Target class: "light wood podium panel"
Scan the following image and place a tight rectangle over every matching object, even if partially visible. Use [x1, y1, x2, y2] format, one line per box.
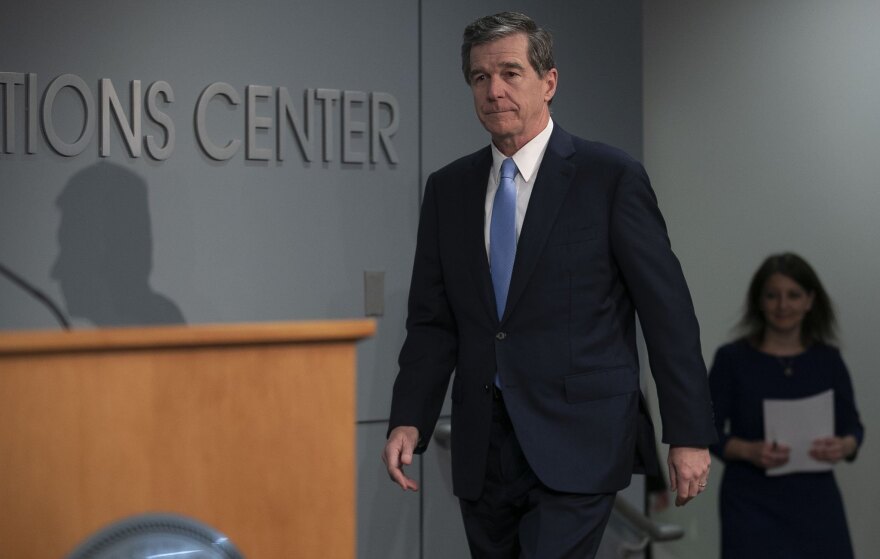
[0, 320, 375, 559]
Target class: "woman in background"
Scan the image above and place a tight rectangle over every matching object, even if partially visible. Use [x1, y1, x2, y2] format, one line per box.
[709, 252, 864, 559]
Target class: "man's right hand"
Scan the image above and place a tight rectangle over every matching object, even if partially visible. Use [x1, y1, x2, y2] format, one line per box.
[381, 426, 420, 491]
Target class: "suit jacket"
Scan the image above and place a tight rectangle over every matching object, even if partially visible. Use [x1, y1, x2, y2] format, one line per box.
[389, 125, 716, 500]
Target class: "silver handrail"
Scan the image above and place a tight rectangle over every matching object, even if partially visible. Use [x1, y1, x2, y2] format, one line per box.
[433, 418, 452, 448]
[431, 418, 684, 554]
[612, 493, 684, 542]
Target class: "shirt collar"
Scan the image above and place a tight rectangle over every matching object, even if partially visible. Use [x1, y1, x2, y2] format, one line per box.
[490, 118, 554, 183]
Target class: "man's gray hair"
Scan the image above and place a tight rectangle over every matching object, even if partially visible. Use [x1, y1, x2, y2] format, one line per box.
[461, 12, 555, 84]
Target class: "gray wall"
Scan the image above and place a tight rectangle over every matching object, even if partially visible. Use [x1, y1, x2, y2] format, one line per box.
[644, 1, 880, 558]
[1, 1, 645, 557]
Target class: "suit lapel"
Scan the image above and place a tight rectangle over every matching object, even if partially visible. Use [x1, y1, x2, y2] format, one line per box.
[462, 148, 498, 323]
[501, 127, 576, 323]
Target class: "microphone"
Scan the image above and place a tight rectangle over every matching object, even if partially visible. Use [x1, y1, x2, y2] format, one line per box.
[0, 261, 71, 329]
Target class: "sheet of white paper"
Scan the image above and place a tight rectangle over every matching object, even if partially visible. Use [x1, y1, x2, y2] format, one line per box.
[763, 389, 834, 476]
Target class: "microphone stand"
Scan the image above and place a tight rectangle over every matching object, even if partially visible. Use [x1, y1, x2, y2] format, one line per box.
[0, 261, 71, 329]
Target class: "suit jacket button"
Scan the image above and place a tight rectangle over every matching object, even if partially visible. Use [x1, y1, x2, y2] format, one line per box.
[484, 384, 490, 392]
[496, 332, 506, 340]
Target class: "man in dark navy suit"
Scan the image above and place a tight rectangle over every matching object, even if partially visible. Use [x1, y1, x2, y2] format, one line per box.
[382, 12, 716, 558]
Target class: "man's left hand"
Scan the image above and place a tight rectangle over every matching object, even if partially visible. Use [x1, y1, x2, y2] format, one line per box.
[667, 446, 711, 507]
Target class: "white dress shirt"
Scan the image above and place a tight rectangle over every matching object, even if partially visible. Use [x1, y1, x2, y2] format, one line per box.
[484, 119, 554, 259]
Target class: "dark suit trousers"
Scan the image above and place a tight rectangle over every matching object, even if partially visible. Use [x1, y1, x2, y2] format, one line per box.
[459, 391, 616, 559]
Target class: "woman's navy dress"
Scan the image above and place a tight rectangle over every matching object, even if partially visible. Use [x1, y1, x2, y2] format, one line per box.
[708, 340, 864, 559]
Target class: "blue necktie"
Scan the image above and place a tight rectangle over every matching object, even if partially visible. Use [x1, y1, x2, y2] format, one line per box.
[490, 157, 517, 320]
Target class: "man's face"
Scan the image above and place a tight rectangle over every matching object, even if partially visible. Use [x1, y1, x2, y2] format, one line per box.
[468, 33, 557, 155]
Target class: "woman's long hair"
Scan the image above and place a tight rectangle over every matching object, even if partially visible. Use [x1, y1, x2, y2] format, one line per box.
[736, 252, 837, 346]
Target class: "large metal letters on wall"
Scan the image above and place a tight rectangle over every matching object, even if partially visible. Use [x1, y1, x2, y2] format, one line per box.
[0, 72, 400, 164]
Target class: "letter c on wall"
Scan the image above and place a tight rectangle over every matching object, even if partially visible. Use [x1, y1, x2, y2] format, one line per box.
[195, 82, 241, 161]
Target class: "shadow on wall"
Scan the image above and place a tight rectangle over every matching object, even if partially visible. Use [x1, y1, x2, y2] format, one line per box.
[50, 161, 185, 327]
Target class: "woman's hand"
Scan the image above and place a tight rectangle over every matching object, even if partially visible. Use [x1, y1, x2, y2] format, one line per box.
[724, 438, 790, 469]
[810, 436, 857, 463]
[751, 440, 790, 469]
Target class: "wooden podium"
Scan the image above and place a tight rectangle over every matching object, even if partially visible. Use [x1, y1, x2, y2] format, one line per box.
[0, 320, 375, 559]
